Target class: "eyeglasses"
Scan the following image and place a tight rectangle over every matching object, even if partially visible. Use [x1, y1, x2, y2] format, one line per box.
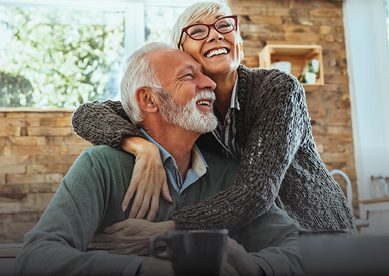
[177, 15, 238, 49]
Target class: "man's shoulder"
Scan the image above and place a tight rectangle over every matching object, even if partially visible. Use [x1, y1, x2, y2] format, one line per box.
[80, 145, 135, 167]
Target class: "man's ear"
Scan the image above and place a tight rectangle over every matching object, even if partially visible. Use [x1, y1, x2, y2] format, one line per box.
[135, 88, 158, 113]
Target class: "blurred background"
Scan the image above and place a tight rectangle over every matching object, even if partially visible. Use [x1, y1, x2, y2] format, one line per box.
[0, 0, 388, 243]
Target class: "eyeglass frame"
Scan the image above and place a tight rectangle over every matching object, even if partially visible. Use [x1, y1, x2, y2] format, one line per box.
[177, 15, 238, 49]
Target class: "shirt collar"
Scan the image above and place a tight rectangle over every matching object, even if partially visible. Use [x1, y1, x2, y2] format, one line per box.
[230, 77, 240, 110]
[140, 128, 208, 178]
[140, 128, 171, 163]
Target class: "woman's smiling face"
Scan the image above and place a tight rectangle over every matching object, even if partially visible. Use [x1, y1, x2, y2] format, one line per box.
[180, 13, 244, 78]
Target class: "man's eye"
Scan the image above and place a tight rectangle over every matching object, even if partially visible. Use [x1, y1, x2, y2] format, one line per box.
[182, 73, 194, 79]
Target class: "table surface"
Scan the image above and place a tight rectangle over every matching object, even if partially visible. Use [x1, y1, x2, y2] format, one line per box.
[0, 243, 21, 276]
[0, 243, 23, 258]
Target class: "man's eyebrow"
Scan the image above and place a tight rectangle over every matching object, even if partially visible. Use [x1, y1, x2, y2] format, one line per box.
[176, 64, 196, 76]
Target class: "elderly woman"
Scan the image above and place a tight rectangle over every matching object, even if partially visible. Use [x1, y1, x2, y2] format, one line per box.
[72, 1, 354, 233]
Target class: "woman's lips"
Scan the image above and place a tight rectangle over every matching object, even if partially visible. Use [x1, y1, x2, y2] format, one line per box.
[204, 47, 229, 58]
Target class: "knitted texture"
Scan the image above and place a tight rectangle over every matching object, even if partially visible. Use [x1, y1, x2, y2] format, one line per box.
[71, 66, 355, 233]
[72, 100, 144, 148]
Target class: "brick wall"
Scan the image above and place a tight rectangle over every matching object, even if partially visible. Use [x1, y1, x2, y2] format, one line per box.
[0, 0, 357, 242]
[0, 110, 91, 242]
[228, 0, 357, 207]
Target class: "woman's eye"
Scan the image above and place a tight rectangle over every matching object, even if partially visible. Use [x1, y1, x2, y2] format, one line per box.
[219, 22, 231, 28]
[188, 27, 207, 38]
[217, 23, 232, 31]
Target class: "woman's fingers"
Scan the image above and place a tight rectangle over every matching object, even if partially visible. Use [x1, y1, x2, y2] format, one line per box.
[122, 145, 172, 218]
[161, 178, 172, 203]
[122, 161, 144, 212]
[122, 179, 138, 212]
[135, 193, 151, 219]
[146, 193, 160, 221]
[129, 187, 145, 218]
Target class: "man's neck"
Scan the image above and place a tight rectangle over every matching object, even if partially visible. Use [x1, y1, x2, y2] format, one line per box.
[143, 123, 199, 179]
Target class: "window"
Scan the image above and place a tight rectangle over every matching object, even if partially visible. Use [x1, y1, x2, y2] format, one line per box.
[0, 1, 194, 108]
[144, 4, 185, 43]
[386, 0, 389, 46]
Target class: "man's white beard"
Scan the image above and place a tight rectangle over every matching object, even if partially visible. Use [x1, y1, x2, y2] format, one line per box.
[156, 89, 218, 134]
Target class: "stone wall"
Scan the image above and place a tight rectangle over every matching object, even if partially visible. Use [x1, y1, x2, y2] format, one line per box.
[0, 0, 357, 242]
[0, 110, 91, 242]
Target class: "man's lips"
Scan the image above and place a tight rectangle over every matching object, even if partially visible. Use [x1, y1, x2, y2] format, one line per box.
[196, 98, 213, 107]
[196, 98, 214, 113]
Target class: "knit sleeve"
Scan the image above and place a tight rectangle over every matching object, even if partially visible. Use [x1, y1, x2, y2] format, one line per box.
[170, 72, 309, 230]
[71, 100, 143, 149]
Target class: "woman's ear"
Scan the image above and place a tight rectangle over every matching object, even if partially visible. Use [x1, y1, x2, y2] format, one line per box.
[136, 88, 158, 113]
[238, 41, 244, 61]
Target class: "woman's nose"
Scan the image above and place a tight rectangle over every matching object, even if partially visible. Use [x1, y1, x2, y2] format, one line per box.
[206, 27, 224, 42]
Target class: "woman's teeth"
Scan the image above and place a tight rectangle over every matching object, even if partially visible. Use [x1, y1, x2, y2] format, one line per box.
[206, 48, 228, 58]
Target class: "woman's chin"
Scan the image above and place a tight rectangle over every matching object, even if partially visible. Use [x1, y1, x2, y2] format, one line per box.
[203, 63, 237, 77]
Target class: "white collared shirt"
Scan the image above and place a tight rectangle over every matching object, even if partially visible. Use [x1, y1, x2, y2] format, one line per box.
[211, 77, 242, 160]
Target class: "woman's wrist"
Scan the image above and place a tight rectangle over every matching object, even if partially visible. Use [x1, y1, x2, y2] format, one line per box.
[121, 136, 158, 156]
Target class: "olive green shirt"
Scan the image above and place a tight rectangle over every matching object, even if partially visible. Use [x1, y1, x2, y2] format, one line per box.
[16, 145, 302, 275]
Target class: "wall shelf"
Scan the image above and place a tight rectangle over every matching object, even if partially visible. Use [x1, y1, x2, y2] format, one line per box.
[259, 44, 324, 90]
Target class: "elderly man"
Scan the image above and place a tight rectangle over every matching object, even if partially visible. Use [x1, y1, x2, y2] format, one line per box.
[16, 43, 303, 276]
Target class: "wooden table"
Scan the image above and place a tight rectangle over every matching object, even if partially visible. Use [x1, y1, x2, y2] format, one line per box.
[0, 243, 23, 276]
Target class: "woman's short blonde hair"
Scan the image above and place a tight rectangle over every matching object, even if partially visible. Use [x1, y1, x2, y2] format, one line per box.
[172, 1, 241, 49]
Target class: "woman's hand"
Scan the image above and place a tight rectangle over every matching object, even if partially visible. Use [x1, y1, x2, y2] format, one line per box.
[89, 219, 176, 255]
[104, 218, 176, 236]
[121, 137, 172, 221]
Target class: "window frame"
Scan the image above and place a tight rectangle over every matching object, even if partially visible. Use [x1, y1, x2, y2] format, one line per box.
[0, 0, 199, 110]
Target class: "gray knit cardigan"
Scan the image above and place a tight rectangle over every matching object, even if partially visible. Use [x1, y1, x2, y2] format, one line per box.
[72, 65, 355, 232]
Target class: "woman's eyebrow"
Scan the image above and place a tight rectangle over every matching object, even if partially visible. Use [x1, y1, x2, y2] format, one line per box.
[192, 15, 222, 24]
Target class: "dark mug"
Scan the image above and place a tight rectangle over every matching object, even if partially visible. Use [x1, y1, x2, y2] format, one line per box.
[149, 229, 228, 276]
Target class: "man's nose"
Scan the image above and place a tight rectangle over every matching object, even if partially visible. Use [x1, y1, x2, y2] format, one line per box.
[206, 27, 223, 43]
[199, 73, 217, 91]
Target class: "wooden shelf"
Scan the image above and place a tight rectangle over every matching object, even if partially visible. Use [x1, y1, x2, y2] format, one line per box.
[259, 44, 324, 90]
[360, 196, 389, 205]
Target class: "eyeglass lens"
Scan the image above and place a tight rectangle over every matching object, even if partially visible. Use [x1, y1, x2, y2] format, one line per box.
[187, 17, 236, 40]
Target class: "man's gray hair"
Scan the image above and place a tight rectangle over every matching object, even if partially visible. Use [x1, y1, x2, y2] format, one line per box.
[171, 1, 240, 49]
[121, 42, 171, 124]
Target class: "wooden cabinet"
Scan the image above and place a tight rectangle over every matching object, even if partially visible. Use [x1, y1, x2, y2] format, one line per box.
[259, 44, 324, 91]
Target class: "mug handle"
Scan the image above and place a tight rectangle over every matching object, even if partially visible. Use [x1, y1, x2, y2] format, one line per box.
[149, 235, 170, 260]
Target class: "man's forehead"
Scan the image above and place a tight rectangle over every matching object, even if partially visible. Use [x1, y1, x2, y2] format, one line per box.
[150, 49, 203, 74]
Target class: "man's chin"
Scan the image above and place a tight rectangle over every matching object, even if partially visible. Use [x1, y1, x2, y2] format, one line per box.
[196, 105, 213, 114]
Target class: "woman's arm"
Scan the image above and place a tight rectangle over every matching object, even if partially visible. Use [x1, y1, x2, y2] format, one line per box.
[72, 100, 143, 148]
[72, 100, 171, 220]
[170, 73, 308, 230]
[121, 137, 172, 219]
